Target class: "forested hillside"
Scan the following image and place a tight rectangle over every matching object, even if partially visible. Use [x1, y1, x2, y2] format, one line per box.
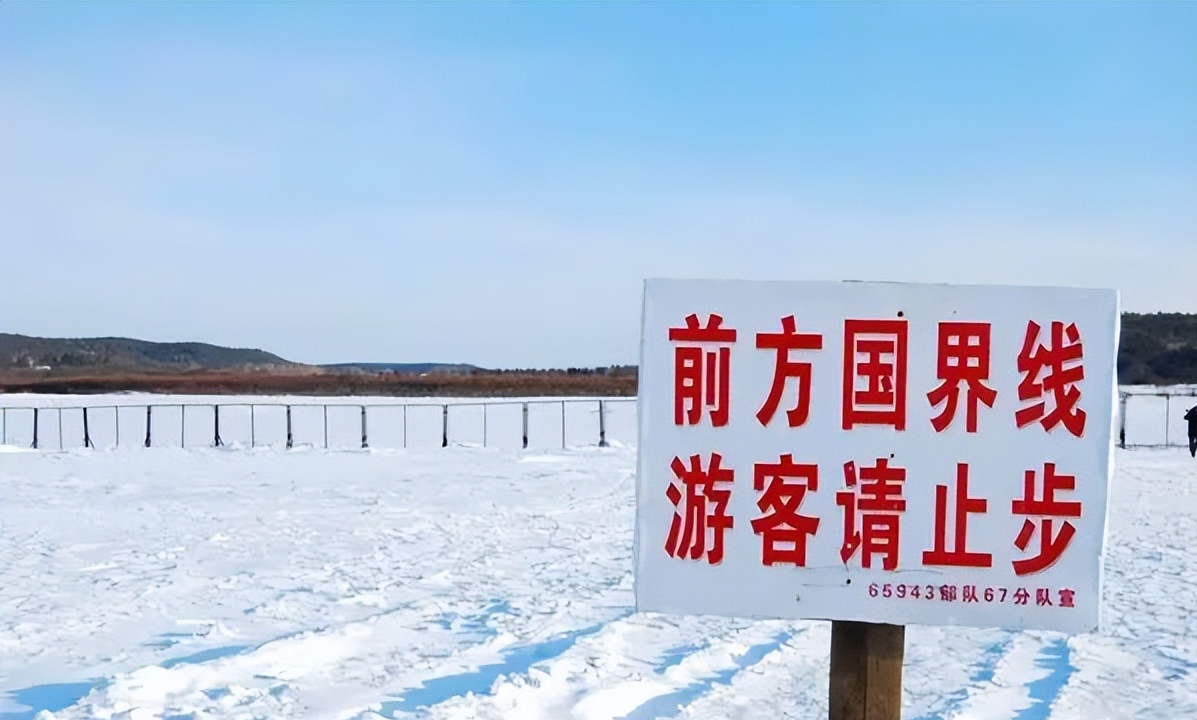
[0, 334, 296, 372]
[1118, 313, 1197, 384]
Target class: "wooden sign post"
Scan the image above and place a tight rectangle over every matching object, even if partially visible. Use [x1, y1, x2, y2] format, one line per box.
[830, 621, 905, 720]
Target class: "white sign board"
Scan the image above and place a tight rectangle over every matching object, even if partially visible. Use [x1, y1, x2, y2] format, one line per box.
[635, 280, 1119, 633]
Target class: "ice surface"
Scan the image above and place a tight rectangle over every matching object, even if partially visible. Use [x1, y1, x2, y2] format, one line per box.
[1, 401, 1195, 719]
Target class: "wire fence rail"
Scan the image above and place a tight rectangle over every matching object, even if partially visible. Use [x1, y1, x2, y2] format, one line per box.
[0, 398, 637, 452]
[2, 388, 1194, 451]
[1117, 388, 1197, 449]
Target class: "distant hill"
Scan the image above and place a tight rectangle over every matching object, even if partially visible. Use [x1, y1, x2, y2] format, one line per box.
[1, 311, 1194, 386]
[0, 334, 297, 373]
[322, 362, 484, 375]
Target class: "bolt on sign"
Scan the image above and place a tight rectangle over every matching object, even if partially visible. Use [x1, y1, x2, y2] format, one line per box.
[635, 280, 1119, 634]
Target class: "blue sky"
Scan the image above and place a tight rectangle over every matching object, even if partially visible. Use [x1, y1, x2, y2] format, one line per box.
[2, 2, 1194, 368]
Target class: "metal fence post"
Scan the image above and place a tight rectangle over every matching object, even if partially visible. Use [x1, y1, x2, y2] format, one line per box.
[214, 405, 223, 447]
[83, 407, 93, 449]
[32, 408, 39, 449]
[180, 405, 186, 447]
[1165, 395, 1171, 446]
[483, 404, 488, 447]
[144, 406, 152, 447]
[561, 401, 566, 449]
[58, 408, 63, 449]
[598, 400, 609, 447]
[442, 405, 449, 448]
[250, 405, 256, 448]
[286, 405, 293, 449]
[115, 407, 120, 447]
[403, 405, 408, 448]
[1, 407, 6, 446]
[361, 406, 369, 449]
[1118, 394, 1127, 449]
[522, 402, 529, 449]
[324, 406, 329, 449]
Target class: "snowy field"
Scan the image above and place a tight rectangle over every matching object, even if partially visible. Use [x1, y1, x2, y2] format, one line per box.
[1, 397, 1196, 719]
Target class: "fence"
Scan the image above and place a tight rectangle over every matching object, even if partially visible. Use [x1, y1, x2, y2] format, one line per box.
[0, 398, 637, 452]
[1118, 388, 1197, 448]
[3, 388, 1194, 451]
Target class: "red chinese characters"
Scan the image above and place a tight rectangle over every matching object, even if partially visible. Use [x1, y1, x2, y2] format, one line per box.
[843, 320, 908, 430]
[927, 322, 997, 432]
[752, 455, 820, 566]
[670, 314, 737, 427]
[1012, 463, 1082, 576]
[665, 453, 735, 565]
[1016, 320, 1086, 436]
[659, 306, 1099, 594]
[922, 463, 993, 568]
[837, 458, 907, 570]
[756, 316, 824, 427]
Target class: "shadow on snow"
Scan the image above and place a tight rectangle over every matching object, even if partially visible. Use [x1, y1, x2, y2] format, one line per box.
[378, 614, 630, 716]
[617, 631, 793, 720]
[0, 682, 102, 720]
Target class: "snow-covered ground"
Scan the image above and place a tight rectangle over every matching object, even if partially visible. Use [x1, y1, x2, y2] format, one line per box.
[2, 433, 1195, 719]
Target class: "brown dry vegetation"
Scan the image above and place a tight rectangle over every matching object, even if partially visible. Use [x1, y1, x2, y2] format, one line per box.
[0, 369, 637, 397]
